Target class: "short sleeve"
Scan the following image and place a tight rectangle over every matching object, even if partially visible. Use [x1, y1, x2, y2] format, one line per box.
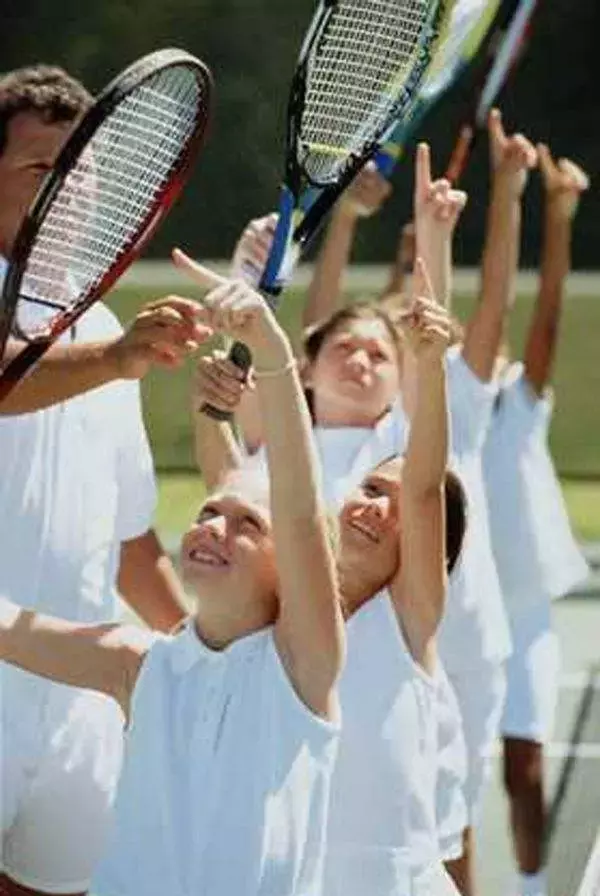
[495, 365, 554, 439]
[115, 379, 157, 542]
[446, 348, 498, 456]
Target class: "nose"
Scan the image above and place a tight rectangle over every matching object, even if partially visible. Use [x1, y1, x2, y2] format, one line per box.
[346, 348, 370, 373]
[202, 514, 227, 541]
[354, 495, 386, 521]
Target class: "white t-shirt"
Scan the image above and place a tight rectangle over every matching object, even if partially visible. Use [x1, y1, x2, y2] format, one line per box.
[92, 622, 340, 896]
[435, 665, 468, 860]
[483, 363, 589, 616]
[0, 298, 156, 623]
[247, 398, 409, 513]
[438, 349, 512, 670]
[324, 593, 442, 895]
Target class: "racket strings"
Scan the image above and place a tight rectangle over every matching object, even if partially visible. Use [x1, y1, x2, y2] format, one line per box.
[300, 0, 435, 184]
[18, 65, 204, 335]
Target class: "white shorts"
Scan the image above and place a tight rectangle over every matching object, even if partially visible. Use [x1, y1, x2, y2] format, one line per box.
[501, 601, 560, 744]
[1, 670, 124, 894]
[446, 662, 507, 824]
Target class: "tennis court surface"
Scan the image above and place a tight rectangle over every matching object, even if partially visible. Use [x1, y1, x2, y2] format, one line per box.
[477, 548, 600, 895]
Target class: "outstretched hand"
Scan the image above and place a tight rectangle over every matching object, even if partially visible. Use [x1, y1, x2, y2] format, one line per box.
[395, 257, 451, 363]
[488, 108, 537, 196]
[109, 296, 211, 380]
[339, 160, 392, 219]
[415, 143, 468, 235]
[538, 144, 590, 221]
[172, 249, 290, 368]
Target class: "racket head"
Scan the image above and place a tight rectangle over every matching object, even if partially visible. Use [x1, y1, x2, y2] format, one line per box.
[0, 48, 212, 367]
[259, 0, 455, 296]
[474, 0, 538, 127]
[289, 0, 450, 193]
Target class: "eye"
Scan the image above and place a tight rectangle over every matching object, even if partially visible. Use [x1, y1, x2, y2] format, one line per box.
[196, 505, 218, 524]
[363, 481, 383, 498]
[239, 514, 262, 534]
[370, 349, 389, 363]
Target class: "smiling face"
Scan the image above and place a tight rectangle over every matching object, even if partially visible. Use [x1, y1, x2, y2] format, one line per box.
[337, 455, 404, 607]
[180, 472, 279, 631]
[305, 315, 402, 427]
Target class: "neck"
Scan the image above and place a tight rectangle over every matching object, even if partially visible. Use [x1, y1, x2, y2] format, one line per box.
[192, 592, 271, 651]
[339, 567, 381, 618]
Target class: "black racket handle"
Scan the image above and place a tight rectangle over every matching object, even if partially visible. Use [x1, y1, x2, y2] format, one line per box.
[201, 340, 252, 422]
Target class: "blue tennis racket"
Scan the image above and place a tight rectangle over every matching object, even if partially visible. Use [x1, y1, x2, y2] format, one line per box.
[202, 0, 461, 419]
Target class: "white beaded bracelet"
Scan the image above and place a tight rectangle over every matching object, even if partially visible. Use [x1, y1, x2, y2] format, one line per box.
[253, 356, 297, 378]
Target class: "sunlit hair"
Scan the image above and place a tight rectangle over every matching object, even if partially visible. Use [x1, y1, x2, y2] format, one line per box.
[374, 455, 468, 575]
[0, 65, 92, 156]
[301, 302, 403, 420]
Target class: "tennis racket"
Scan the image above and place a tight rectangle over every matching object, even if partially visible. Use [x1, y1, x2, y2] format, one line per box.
[375, 0, 503, 178]
[444, 0, 539, 184]
[0, 48, 213, 399]
[202, 0, 459, 420]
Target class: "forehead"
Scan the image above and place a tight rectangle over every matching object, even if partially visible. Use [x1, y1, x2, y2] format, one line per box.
[203, 474, 271, 523]
[369, 455, 405, 484]
[329, 317, 394, 346]
[2, 111, 72, 163]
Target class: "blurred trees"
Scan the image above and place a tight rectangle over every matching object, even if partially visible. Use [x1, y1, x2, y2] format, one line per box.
[1, 0, 598, 267]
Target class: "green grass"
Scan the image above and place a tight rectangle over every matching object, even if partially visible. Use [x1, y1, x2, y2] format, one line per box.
[156, 472, 600, 544]
[109, 282, 600, 477]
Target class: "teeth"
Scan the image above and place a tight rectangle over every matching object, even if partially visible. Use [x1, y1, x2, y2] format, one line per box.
[189, 550, 226, 566]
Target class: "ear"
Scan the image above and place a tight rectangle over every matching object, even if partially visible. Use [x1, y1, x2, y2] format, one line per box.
[298, 355, 313, 387]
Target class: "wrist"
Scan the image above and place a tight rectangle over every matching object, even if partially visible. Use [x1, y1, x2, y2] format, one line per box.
[251, 329, 294, 373]
[103, 338, 131, 380]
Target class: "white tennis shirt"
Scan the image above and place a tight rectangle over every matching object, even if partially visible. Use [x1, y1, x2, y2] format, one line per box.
[92, 622, 340, 896]
[483, 363, 589, 616]
[438, 348, 512, 670]
[0, 264, 156, 622]
[324, 593, 443, 895]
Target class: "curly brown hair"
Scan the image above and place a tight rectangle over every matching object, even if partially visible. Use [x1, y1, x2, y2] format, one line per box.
[0, 65, 92, 156]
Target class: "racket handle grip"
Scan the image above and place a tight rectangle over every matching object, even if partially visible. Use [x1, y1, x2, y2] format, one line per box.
[200, 340, 252, 422]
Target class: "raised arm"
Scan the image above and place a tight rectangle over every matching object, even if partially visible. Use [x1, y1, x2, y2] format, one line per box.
[381, 220, 416, 306]
[523, 146, 590, 396]
[462, 109, 537, 381]
[389, 259, 451, 671]
[303, 161, 391, 329]
[0, 296, 208, 415]
[413, 143, 467, 313]
[193, 214, 277, 461]
[174, 250, 344, 720]
[0, 596, 152, 717]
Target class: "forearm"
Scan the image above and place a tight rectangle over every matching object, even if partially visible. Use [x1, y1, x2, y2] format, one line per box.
[464, 178, 522, 380]
[384, 230, 412, 299]
[118, 529, 189, 632]
[403, 357, 448, 494]
[303, 205, 357, 328]
[194, 412, 243, 492]
[0, 339, 120, 414]
[524, 210, 571, 393]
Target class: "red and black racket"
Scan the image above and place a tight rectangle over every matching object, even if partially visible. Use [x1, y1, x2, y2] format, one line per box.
[0, 48, 213, 399]
[444, 0, 540, 184]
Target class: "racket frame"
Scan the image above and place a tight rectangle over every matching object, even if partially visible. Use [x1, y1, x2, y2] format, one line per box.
[0, 48, 213, 394]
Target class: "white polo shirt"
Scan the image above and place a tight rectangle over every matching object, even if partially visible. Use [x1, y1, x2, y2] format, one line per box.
[324, 593, 442, 895]
[0, 280, 156, 623]
[438, 348, 512, 671]
[92, 622, 340, 896]
[483, 363, 589, 616]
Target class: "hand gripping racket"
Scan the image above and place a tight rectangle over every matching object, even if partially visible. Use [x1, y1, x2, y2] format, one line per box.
[0, 48, 213, 399]
[202, 0, 458, 420]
